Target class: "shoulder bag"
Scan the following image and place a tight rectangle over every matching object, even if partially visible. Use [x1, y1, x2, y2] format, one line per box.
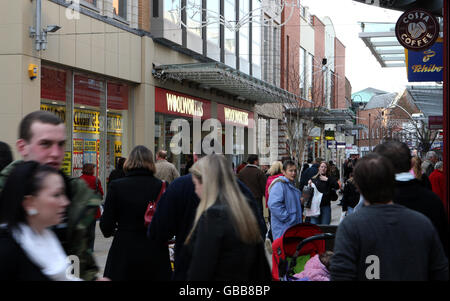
[144, 180, 166, 227]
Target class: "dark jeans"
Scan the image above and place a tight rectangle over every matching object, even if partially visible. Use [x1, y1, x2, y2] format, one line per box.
[309, 205, 331, 225]
[87, 220, 96, 252]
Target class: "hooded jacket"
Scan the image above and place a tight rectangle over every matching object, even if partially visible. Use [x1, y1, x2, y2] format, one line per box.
[268, 176, 302, 240]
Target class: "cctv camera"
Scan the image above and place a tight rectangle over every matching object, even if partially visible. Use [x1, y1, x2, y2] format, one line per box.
[45, 25, 61, 33]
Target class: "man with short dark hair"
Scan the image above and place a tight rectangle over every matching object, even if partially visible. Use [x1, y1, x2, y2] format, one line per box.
[373, 140, 448, 256]
[154, 150, 180, 183]
[330, 153, 448, 281]
[0, 110, 102, 280]
[238, 155, 267, 219]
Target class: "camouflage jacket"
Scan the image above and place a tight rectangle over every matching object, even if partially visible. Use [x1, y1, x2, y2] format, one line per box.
[0, 160, 102, 280]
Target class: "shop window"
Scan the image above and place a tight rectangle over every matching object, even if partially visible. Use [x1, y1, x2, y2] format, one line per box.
[41, 67, 133, 190]
[106, 82, 130, 182]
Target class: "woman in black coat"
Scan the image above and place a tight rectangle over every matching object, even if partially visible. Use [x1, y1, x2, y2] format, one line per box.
[100, 146, 171, 281]
[309, 161, 339, 225]
[185, 154, 271, 281]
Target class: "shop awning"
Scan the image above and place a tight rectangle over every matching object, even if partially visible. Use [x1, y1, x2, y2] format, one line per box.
[285, 107, 356, 125]
[358, 22, 406, 68]
[353, 0, 443, 16]
[152, 63, 300, 104]
[407, 85, 443, 118]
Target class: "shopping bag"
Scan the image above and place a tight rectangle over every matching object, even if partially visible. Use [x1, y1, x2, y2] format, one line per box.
[304, 182, 322, 217]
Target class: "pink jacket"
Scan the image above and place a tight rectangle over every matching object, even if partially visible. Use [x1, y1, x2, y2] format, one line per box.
[265, 174, 282, 208]
[294, 254, 330, 281]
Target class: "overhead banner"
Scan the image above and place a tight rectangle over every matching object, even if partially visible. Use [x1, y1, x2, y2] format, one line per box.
[406, 38, 443, 82]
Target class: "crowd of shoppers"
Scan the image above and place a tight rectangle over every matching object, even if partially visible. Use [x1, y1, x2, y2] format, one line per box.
[0, 110, 448, 281]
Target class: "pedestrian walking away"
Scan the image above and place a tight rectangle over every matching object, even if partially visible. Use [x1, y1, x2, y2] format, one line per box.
[0, 111, 101, 280]
[107, 157, 126, 186]
[410, 156, 432, 190]
[422, 151, 438, 177]
[429, 161, 445, 210]
[374, 140, 449, 257]
[100, 145, 172, 281]
[154, 150, 180, 184]
[184, 154, 271, 281]
[79, 163, 104, 252]
[237, 154, 267, 221]
[147, 159, 267, 281]
[330, 153, 448, 281]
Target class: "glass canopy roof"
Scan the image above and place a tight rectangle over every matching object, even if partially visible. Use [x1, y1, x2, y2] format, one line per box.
[358, 22, 406, 68]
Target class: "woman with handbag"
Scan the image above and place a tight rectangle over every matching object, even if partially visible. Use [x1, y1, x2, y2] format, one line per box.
[100, 145, 171, 280]
[308, 161, 339, 225]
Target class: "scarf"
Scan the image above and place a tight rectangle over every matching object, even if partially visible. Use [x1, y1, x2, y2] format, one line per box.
[12, 224, 81, 281]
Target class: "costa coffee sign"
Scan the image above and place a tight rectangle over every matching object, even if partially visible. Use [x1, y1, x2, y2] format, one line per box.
[395, 9, 439, 51]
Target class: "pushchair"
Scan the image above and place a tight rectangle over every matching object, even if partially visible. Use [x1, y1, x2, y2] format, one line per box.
[271, 223, 335, 281]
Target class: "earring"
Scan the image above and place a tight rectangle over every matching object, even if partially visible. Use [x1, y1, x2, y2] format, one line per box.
[27, 208, 38, 216]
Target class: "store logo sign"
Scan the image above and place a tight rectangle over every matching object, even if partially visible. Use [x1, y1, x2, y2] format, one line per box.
[166, 93, 204, 117]
[406, 39, 443, 82]
[224, 107, 249, 127]
[395, 8, 439, 51]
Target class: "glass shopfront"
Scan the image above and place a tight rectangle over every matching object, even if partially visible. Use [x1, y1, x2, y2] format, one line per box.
[40, 65, 133, 189]
[154, 87, 212, 175]
[154, 87, 254, 174]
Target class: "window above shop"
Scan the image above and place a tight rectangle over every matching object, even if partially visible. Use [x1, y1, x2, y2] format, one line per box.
[113, 0, 127, 20]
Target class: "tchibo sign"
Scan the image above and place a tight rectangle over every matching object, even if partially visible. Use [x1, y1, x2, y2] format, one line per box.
[395, 8, 439, 51]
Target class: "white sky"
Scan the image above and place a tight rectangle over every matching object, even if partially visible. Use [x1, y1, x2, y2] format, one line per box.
[300, 0, 408, 94]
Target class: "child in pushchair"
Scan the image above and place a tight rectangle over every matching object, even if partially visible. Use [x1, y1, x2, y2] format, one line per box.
[272, 223, 335, 281]
[293, 251, 334, 281]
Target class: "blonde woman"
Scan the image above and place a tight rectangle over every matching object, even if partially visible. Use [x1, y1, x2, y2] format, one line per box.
[265, 161, 283, 208]
[410, 156, 432, 190]
[185, 154, 271, 281]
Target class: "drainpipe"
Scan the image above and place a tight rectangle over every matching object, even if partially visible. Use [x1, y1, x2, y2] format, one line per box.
[36, 0, 42, 51]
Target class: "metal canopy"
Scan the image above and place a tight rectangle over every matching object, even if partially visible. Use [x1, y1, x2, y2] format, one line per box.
[353, 0, 443, 16]
[152, 62, 300, 104]
[359, 22, 406, 68]
[407, 85, 443, 117]
[285, 107, 356, 125]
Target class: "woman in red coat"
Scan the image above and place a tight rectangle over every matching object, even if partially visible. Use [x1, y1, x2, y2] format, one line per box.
[429, 161, 445, 208]
[80, 163, 104, 252]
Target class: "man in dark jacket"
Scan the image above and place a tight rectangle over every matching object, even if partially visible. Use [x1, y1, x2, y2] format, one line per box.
[0, 111, 102, 280]
[237, 155, 267, 218]
[147, 173, 267, 281]
[330, 153, 448, 281]
[374, 140, 449, 257]
[299, 157, 323, 190]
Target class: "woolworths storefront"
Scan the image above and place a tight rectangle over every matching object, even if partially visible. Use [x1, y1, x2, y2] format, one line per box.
[154, 86, 254, 173]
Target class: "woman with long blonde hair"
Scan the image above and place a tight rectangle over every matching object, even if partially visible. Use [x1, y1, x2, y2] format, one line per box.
[410, 156, 432, 190]
[185, 154, 270, 281]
